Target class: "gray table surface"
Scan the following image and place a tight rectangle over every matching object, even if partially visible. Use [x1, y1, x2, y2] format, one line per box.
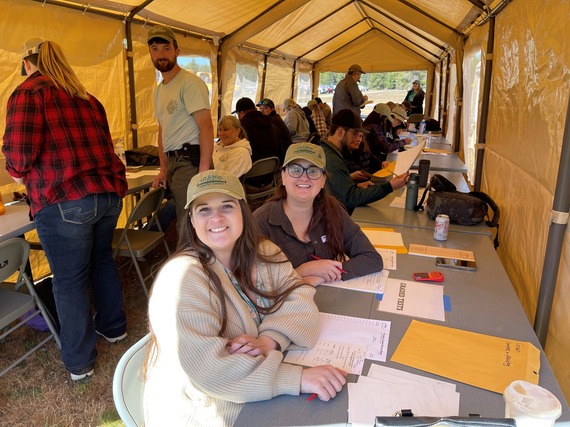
[387, 150, 468, 173]
[351, 173, 492, 237]
[235, 226, 570, 426]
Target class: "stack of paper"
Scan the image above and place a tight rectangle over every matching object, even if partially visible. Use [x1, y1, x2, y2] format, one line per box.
[361, 228, 407, 254]
[284, 313, 391, 374]
[348, 364, 460, 426]
[378, 278, 446, 321]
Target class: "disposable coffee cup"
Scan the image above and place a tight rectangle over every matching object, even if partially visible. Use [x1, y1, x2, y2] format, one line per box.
[418, 159, 430, 187]
[503, 380, 562, 427]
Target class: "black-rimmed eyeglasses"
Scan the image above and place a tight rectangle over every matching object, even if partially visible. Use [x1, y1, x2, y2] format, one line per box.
[285, 164, 324, 180]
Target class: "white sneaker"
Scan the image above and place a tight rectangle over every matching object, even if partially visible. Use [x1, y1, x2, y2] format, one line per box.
[70, 369, 94, 381]
[96, 330, 127, 343]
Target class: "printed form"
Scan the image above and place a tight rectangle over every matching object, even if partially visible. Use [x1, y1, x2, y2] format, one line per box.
[284, 313, 391, 375]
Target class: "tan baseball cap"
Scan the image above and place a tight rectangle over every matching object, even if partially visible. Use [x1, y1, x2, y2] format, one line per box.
[374, 103, 395, 124]
[283, 143, 326, 169]
[185, 170, 245, 209]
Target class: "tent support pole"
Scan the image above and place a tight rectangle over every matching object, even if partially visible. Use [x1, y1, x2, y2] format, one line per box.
[437, 61, 444, 124]
[534, 93, 570, 346]
[260, 55, 268, 99]
[442, 54, 451, 134]
[125, 0, 156, 149]
[474, 16, 495, 191]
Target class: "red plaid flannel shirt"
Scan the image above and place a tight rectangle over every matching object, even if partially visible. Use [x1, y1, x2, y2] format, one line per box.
[2, 71, 127, 216]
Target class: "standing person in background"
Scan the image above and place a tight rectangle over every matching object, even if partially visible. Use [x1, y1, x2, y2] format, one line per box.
[148, 25, 214, 232]
[3, 38, 128, 381]
[257, 98, 293, 152]
[315, 97, 332, 128]
[144, 170, 347, 426]
[213, 115, 252, 178]
[282, 99, 310, 143]
[403, 80, 425, 115]
[332, 64, 368, 118]
[254, 143, 383, 287]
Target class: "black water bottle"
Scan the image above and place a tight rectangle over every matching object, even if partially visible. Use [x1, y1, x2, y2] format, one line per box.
[405, 173, 419, 210]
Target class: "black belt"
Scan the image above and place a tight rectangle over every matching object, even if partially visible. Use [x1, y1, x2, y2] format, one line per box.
[166, 144, 196, 158]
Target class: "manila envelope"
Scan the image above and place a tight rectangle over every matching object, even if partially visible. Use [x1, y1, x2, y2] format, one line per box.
[391, 320, 540, 394]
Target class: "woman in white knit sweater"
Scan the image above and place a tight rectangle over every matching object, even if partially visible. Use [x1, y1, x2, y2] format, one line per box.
[212, 115, 252, 178]
[143, 170, 347, 426]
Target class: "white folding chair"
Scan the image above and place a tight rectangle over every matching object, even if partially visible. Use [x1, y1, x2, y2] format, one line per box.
[112, 333, 150, 427]
[0, 238, 61, 377]
[112, 187, 171, 297]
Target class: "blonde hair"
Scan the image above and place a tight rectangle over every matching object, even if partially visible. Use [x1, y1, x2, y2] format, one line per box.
[218, 115, 247, 140]
[32, 41, 89, 100]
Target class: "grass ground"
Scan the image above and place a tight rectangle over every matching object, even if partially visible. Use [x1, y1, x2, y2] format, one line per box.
[0, 223, 177, 427]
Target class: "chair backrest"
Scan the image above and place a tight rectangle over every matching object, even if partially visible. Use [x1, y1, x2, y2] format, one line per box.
[0, 238, 30, 286]
[242, 156, 280, 182]
[113, 333, 151, 427]
[125, 187, 166, 227]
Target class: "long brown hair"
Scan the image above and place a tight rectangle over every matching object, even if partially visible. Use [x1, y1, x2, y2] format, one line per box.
[271, 176, 347, 262]
[144, 199, 308, 377]
[27, 41, 89, 100]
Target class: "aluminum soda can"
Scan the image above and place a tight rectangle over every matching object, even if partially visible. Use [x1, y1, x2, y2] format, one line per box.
[434, 214, 449, 241]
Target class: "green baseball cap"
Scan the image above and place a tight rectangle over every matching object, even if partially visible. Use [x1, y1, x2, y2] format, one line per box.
[147, 26, 177, 44]
[283, 143, 326, 169]
[185, 170, 245, 209]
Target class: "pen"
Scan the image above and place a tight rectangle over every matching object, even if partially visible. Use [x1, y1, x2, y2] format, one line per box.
[310, 254, 348, 274]
[307, 393, 318, 402]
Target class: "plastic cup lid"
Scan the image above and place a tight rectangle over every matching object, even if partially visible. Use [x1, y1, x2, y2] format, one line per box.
[503, 380, 562, 419]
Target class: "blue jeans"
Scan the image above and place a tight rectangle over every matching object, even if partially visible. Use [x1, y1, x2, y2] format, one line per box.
[34, 193, 126, 374]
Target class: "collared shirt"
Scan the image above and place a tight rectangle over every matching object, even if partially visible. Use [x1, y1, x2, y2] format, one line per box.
[320, 138, 393, 214]
[253, 199, 383, 280]
[2, 71, 127, 215]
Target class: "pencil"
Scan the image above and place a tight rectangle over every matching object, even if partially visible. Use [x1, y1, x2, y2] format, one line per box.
[309, 254, 348, 274]
[307, 393, 318, 402]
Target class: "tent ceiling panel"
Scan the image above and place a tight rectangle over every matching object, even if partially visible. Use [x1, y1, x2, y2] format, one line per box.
[315, 30, 432, 73]
[248, 0, 350, 49]
[32, 0, 493, 69]
[144, 0, 277, 35]
[363, 4, 447, 51]
[299, 21, 371, 62]
[275, 6, 366, 57]
[405, 0, 482, 30]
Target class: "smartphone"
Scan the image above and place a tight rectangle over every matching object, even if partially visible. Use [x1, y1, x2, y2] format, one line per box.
[435, 257, 477, 271]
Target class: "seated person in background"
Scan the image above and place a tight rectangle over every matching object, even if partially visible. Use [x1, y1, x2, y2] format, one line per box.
[282, 99, 310, 143]
[342, 129, 381, 183]
[233, 97, 284, 163]
[213, 115, 252, 178]
[144, 169, 347, 426]
[307, 99, 329, 140]
[320, 109, 408, 214]
[402, 100, 412, 117]
[302, 106, 319, 136]
[386, 101, 397, 111]
[254, 143, 383, 287]
[363, 103, 405, 162]
[315, 97, 332, 128]
[257, 98, 293, 153]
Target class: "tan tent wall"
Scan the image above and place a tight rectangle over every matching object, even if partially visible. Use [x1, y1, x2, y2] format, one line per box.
[481, 0, 570, 400]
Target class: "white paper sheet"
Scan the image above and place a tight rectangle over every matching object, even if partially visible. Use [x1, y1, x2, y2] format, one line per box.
[377, 248, 397, 270]
[348, 381, 460, 426]
[394, 140, 426, 176]
[377, 278, 445, 321]
[320, 270, 389, 294]
[284, 313, 391, 374]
